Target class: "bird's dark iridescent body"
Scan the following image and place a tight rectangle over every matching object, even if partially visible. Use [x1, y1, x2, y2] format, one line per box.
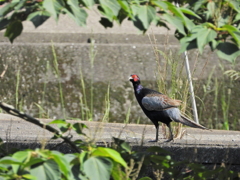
[129, 74, 207, 142]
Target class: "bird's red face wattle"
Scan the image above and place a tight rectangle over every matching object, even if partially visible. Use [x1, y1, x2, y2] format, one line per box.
[129, 74, 140, 82]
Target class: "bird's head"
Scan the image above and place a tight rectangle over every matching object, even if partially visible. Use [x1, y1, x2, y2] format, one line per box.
[129, 74, 140, 84]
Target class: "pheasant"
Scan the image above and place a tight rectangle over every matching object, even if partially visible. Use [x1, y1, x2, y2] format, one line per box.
[129, 74, 208, 142]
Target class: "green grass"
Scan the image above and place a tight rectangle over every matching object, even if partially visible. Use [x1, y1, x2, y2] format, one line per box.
[102, 84, 111, 123]
[15, 69, 21, 110]
[197, 63, 237, 130]
[148, 33, 239, 131]
[148, 33, 196, 138]
[79, 41, 98, 121]
[52, 42, 66, 119]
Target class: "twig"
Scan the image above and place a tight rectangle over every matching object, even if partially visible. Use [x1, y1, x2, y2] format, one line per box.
[0, 65, 8, 79]
[0, 102, 81, 153]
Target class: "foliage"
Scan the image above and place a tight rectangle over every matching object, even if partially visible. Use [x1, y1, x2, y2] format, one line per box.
[0, 135, 239, 180]
[0, 0, 239, 62]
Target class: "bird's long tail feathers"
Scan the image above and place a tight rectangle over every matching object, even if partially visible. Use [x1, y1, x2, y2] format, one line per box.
[179, 115, 208, 130]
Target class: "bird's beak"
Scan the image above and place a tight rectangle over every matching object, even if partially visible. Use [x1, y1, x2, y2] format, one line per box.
[129, 76, 133, 81]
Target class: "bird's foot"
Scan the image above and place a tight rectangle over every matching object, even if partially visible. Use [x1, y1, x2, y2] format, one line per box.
[148, 139, 158, 142]
[164, 138, 174, 143]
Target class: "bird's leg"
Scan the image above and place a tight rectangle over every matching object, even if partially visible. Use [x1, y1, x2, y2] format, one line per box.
[155, 124, 159, 142]
[148, 123, 159, 142]
[165, 123, 174, 142]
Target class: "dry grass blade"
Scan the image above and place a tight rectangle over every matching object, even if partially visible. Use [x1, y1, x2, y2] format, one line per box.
[0, 64, 8, 79]
[224, 70, 240, 80]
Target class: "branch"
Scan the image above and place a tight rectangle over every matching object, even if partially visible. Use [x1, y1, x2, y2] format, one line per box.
[0, 102, 81, 153]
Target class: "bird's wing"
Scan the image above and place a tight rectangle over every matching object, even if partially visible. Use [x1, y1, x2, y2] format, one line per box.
[142, 94, 182, 111]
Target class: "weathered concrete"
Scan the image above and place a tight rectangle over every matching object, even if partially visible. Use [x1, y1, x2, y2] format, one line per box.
[0, 14, 239, 81]
[1, 113, 240, 172]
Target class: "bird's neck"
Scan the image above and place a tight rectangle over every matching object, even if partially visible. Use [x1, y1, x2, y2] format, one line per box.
[134, 84, 143, 94]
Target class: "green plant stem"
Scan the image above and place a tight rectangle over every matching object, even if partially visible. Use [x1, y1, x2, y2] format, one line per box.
[79, 69, 88, 120]
[51, 42, 65, 118]
[89, 39, 97, 121]
[102, 84, 110, 122]
[15, 69, 20, 109]
[124, 105, 131, 124]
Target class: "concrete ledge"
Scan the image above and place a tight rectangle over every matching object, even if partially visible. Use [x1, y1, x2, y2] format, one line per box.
[1, 113, 240, 171]
[0, 32, 179, 45]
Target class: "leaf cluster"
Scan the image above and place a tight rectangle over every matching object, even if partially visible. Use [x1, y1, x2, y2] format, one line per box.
[0, 135, 239, 180]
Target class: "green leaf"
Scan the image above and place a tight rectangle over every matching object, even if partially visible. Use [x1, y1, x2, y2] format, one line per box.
[151, 1, 168, 10]
[50, 151, 71, 179]
[183, 16, 195, 31]
[179, 37, 198, 53]
[137, 5, 156, 30]
[73, 122, 87, 135]
[216, 42, 240, 62]
[43, 0, 64, 21]
[79, 151, 88, 165]
[64, 154, 78, 164]
[191, 0, 207, 11]
[179, 7, 201, 19]
[48, 119, 67, 125]
[66, 0, 88, 26]
[23, 158, 46, 169]
[12, 150, 31, 161]
[0, 2, 18, 17]
[30, 159, 61, 180]
[0, 18, 10, 30]
[163, 14, 186, 35]
[4, 20, 23, 43]
[218, 14, 230, 27]
[196, 26, 217, 53]
[111, 162, 128, 180]
[14, 0, 27, 11]
[12, 150, 31, 173]
[82, 0, 95, 8]
[222, 25, 240, 47]
[209, 39, 218, 50]
[22, 174, 37, 180]
[27, 11, 51, 28]
[0, 157, 22, 165]
[166, 2, 184, 19]
[92, 147, 127, 167]
[118, 0, 134, 19]
[112, 137, 131, 153]
[64, 154, 80, 179]
[48, 119, 71, 133]
[0, 165, 8, 172]
[233, 13, 240, 23]
[228, 0, 240, 13]
[83, 156, 113, 180]
[98, 0, 121, 21]
[131, 4, 139, 16]
[116, 9, 128, 24]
